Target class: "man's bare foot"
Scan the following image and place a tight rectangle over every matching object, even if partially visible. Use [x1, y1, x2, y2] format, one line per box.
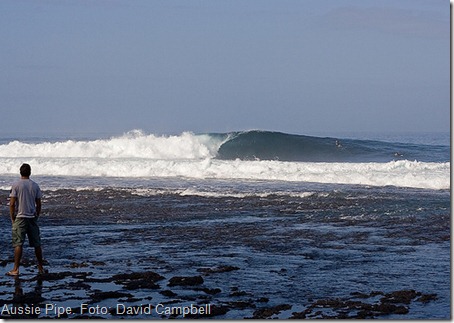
[6, 270, 19, 276]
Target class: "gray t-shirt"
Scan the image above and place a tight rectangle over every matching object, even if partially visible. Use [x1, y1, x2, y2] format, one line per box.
[10, 179, 42, 218]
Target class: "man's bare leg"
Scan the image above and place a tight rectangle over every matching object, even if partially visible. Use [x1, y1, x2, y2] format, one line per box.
[7, 246, 22, 275]
[34, 246, 45, 274]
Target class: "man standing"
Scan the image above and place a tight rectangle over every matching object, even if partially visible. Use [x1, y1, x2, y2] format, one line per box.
[7, 163, 46, 276]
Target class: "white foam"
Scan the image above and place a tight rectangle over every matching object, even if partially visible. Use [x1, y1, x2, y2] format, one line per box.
[0, 130, 223, 160]
[176, 188, 315, 199]
[0, 157, 449, 190]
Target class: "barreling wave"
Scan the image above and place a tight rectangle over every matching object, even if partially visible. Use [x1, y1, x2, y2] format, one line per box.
[0, 130, 449, 190]
[217, 130, 449, 163]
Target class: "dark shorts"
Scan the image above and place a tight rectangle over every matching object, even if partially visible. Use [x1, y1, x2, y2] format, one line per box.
[12, 217, 41, 247]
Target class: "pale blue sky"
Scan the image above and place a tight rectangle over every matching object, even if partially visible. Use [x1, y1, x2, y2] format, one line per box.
[0, 0, 449, 136]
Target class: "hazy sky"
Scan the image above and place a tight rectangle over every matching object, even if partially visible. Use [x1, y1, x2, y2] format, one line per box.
[0, 0, 449, 136]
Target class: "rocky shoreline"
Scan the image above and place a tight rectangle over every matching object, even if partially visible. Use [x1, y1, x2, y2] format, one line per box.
[0, 261, 438, 319]
[0, 187, 449, 319]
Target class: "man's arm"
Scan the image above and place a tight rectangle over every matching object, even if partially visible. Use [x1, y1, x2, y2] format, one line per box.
[35, 198, 41, 217]
[9, 196, 16, 223]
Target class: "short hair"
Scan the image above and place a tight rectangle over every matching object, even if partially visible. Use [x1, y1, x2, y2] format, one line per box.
[20, 163, 31, 177]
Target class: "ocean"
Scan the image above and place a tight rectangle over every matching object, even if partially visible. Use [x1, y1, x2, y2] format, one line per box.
[0, 130, 450, 319]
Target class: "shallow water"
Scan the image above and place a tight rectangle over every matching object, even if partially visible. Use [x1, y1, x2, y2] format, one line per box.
[0, 180, 449, 319]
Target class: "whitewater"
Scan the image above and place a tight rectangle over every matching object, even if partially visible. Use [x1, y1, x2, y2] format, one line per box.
[0, 130, 449, 190]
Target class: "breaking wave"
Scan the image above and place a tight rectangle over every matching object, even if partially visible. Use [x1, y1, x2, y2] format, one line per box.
[0, 130, 449, 190]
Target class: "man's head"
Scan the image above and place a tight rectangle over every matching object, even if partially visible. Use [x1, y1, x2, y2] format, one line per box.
[20, 163, 31, 177]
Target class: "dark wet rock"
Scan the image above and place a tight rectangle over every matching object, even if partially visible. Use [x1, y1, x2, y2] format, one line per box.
[372, 303, 409, 315]
[302, 253, 316, 260]
[160, 290, 178, 297]
[256, 297, 269, 303]
[206, 305, 230, 317]
[197, 265, 240, 275]
[270, 268, 288, 275]
[112, 271, 164, 282]
[38, 271, 73, 281]
[356, 310, 373, 319]
[290, 308, 312, 319]
[417, 293, 438, 303]
[381, 289, 420, 304]
[90, 261, 106, 266]
[343, 300, 371, 311]
[312, 298, 344, 308]
[168, 276, 204, 287]
[0, 299, 10, 306]
[84, 277, 113, 283]
[201, 287, 221, 295]
[229, 290, 250, 297]
[12, 291, 45, 304]
[113, 271, 164, 290]
[300, 289, 433, 319]
[68, 281, 91, 290]
[90, 290, 133, 302]
[227, 300, 256, 309]
[122, 279, 160, 290]
[290, 312, 306, 319]
[252, 304, 292, 319]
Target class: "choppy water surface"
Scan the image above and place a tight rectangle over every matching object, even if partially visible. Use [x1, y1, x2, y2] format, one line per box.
[0, 179, 449, 319]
